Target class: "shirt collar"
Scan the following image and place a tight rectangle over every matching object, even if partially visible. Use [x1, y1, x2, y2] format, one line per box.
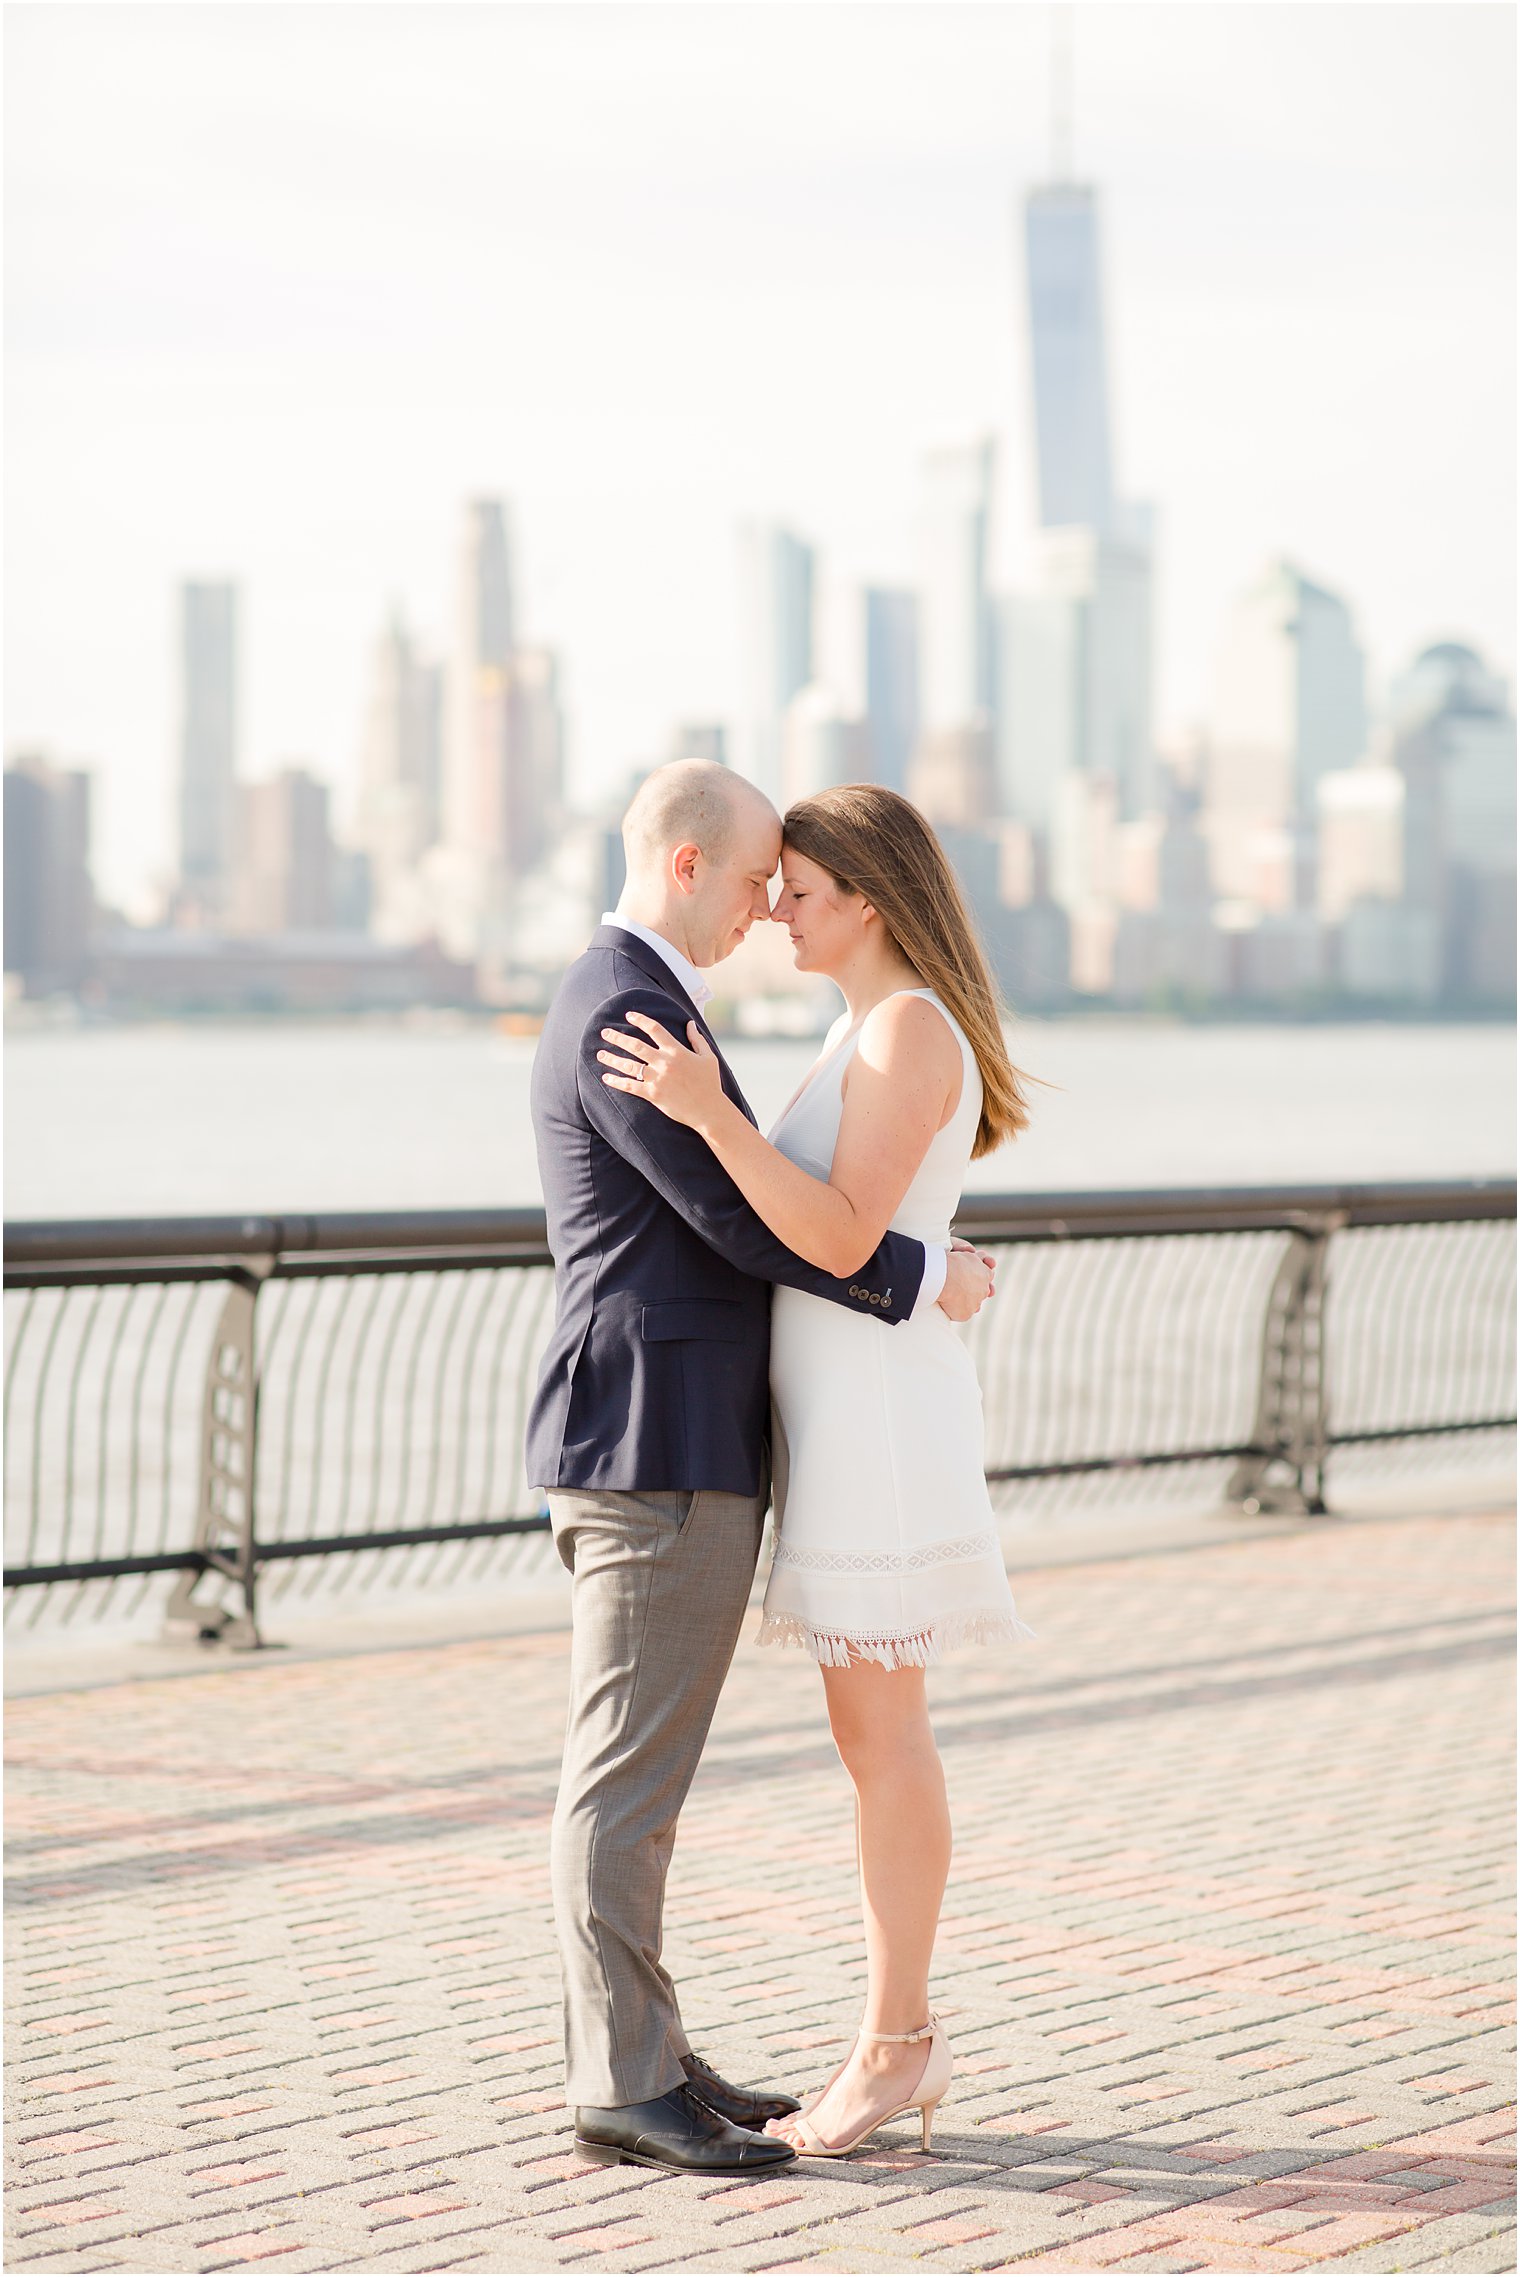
[599, 912, 714, 1009]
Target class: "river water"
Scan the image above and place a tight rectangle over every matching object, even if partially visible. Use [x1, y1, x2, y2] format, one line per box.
[6, 1016, 1514, 1219]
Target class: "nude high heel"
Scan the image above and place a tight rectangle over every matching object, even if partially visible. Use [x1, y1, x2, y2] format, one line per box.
[787, 2014, 953, 2158]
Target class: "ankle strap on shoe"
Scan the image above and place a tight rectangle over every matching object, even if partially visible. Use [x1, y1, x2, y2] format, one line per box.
[858, 2014, 936, 2043]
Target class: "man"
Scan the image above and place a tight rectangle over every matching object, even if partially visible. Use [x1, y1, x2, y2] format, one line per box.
[527, 760, 994, 2174]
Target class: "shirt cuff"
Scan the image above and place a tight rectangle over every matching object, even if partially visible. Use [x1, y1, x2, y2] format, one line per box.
[910, 1240, 949, 1320]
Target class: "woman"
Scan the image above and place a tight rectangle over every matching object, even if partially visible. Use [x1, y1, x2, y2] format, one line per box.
[594, 783, 1036, 2160]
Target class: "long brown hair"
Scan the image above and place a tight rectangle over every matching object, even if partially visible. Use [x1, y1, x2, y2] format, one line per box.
[783, 784, 1030, 1158]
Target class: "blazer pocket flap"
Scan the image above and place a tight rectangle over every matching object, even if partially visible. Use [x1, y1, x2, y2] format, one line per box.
[641, 1300, 745, 1344]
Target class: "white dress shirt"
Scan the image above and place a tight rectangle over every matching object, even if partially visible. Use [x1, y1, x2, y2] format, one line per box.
[598, 913, 948, 1318]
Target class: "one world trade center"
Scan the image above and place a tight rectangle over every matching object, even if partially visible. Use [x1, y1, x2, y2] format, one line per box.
[1023, 180, 1116, 538]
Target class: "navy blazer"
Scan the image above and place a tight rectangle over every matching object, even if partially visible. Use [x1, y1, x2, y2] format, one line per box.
[525, 924, 927, 1495]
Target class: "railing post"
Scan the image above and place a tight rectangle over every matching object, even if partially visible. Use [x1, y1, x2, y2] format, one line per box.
[163, 1260, 275, 1647]
[1227, 1212, 1346, 1517]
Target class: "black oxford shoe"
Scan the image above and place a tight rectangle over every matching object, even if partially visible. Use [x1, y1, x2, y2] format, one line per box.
[681, 2048, 802, 2126]
[574, 2083, 797, 2173]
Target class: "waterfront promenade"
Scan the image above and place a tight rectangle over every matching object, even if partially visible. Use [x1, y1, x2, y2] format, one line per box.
[6, 1500, 1515, 2276]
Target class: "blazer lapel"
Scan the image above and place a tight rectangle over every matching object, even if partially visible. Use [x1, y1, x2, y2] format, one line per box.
[591, 924, 699, 1017]
[592, 923, 758, 1130]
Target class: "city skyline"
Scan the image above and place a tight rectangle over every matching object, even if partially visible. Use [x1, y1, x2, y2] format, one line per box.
[7, 3, 1515, 910]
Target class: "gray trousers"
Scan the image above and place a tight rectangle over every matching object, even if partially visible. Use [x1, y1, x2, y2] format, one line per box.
[548, 1482, 767, 2109]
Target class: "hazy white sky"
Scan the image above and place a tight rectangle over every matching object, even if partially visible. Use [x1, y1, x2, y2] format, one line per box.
[7, 2, 1515, 910]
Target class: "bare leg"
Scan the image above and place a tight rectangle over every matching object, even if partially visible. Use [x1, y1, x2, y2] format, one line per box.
[770, 1656, 951, 2151]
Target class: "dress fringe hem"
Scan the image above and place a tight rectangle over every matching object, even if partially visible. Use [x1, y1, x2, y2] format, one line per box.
[756, 1608, 1037, 1669]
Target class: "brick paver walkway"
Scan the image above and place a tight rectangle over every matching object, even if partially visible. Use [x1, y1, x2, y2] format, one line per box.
[6, 1509, 1515, 2275]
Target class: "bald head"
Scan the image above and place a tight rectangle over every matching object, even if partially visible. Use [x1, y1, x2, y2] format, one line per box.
[621, 759, 775, 880]
[615, 759, 782, 968]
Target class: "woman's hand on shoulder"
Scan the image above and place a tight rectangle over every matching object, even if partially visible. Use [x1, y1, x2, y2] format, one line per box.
[596, 1007, 728, 1133]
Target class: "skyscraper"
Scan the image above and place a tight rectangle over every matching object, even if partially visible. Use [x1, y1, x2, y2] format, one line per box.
[781, 685, 867, 806]
[1389, 640, 1515, 1002]
[1023, 183, 1115, 535]
[229, 768, 334, 935]
[353, 608, 443, 944]
[909, 441, 999, 836]
[1007, 140, 1157, 849]
[993, 589, 1079, 832]
[1206, 560, 1367, 900]
[444, 499, 516, 856]
[505, 645, 565, 875]
[736, 521, 815, 802]
[861, 588, 919, 794]
[907, 724, 997, 833]
[427, 494, 574, 963]
[4, 755, 93, 993]
[999, 527, 1154, 825]
[177, 580, 238, 909]
[915, 439, 996, 738]
[668, 722, 729, 768]
[1315, 766, 1404, 921]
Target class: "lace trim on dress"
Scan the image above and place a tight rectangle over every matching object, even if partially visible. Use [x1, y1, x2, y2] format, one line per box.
[770, 1530, 1003, 1576]
[756, 1607, 1038, 1671]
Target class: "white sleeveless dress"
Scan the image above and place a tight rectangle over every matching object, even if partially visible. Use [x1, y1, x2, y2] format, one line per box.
[757, 988, 1038, 1670]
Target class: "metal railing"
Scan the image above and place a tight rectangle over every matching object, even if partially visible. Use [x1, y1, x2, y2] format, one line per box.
[5, 1182, 1514, 1646]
